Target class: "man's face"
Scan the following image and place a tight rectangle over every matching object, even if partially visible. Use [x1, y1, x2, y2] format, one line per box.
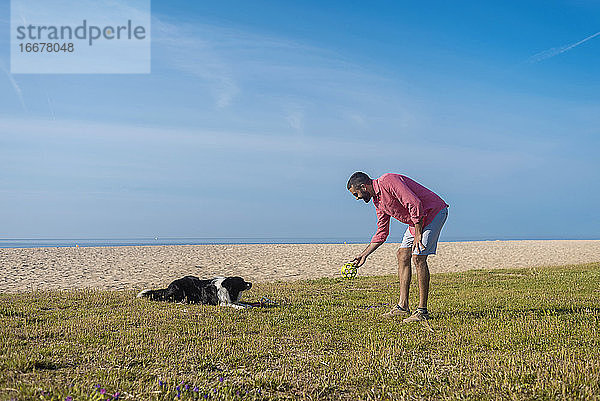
[349, 185, 371, 203]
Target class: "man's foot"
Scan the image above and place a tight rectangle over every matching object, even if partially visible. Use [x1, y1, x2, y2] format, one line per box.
[402, 309, 430, 323]
[381, 304, 411, 318]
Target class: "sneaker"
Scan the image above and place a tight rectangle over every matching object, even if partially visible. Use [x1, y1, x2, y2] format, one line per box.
[381, 304, 411, 318]
[402, 309, 430, 323]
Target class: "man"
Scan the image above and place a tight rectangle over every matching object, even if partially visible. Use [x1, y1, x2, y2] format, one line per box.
[347, 172, 448, 322]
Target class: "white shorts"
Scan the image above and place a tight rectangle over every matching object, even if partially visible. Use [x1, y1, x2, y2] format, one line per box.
[399, 207, 448, 255]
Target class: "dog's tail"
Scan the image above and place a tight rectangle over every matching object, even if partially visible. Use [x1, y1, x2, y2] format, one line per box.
[137, 288, 169, 301]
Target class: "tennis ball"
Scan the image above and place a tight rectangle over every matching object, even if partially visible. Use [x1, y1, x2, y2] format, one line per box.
[341, 262, 358, 279]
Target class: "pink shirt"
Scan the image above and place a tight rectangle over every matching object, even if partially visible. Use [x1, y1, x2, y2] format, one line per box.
[371, 173, 448, 243]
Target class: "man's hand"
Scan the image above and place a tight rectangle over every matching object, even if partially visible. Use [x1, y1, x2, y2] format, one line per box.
[412, 233, 426, 253]
[351, 254, 367, 267]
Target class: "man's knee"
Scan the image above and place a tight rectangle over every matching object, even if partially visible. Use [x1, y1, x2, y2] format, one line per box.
[397, 247, 412, 265]
[412, 255, 428, 269]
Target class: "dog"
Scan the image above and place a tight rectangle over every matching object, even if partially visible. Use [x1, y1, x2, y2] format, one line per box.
[137, 276, 252, 309]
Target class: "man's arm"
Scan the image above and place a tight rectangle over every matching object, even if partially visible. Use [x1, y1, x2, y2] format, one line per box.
[371, 208, 391, 243]
[413, 219, 425, 253]
[351, 242, 384, 267]
[349, 208, 389, 267]
[350, 208, 391, 267]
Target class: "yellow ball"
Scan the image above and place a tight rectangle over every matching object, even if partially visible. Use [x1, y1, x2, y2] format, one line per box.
[341, 262, 358, 279]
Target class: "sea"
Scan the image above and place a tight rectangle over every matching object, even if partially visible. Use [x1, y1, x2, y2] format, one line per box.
[0, 236, 593, 248]
[0, 237, 369, 248]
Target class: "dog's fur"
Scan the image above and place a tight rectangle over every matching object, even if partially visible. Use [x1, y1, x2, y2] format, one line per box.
[137, 276, 252, 309]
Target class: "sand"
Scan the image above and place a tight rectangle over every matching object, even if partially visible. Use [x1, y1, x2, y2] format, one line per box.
[1, 240, 599, 293]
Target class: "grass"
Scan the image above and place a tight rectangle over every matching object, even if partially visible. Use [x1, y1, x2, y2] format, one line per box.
[1, 263, 600, 400]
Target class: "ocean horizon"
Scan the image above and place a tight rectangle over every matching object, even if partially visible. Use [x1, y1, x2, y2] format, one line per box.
[0, 237, 598, 249]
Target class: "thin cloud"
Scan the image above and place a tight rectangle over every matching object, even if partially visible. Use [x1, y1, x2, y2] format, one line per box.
[46, 92, 56, 120]
[0, 116, 543, 174]
[529, 31, 600, 63]
[150, 15, 394, 111]
[0, 63, 27, 111]
[153, 17, 240, 109]
[286, 110, 304, 133]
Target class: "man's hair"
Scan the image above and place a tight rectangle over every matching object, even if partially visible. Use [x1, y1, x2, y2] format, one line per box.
[347, 172, 372, 190]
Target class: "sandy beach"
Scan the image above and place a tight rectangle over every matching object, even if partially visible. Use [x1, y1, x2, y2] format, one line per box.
[1, 240, 599, 293]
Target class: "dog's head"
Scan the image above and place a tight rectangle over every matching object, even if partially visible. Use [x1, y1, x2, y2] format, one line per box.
[222, 277, 252, 302]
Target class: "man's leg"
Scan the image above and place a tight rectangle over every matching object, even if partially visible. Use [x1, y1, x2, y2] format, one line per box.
[396, 247, 412, 309]
[381, 231, 413, 317]
[412, 255, 429, 309]
[403, 208, 447, 323]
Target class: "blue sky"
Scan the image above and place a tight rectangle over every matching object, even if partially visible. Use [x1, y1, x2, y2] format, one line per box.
[1, 0, 599, 240]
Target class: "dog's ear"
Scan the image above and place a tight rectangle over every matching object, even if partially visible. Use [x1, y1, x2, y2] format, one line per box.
[223, 277, 249, 290]
[222, 277, 251, 302]
[221, 277, 239, 290]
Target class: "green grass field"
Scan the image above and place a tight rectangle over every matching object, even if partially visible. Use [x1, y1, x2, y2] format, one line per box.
[1, 263, 599, 400]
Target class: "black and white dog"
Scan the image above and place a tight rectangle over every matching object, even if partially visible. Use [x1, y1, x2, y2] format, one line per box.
[137, 276, 252, 309]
